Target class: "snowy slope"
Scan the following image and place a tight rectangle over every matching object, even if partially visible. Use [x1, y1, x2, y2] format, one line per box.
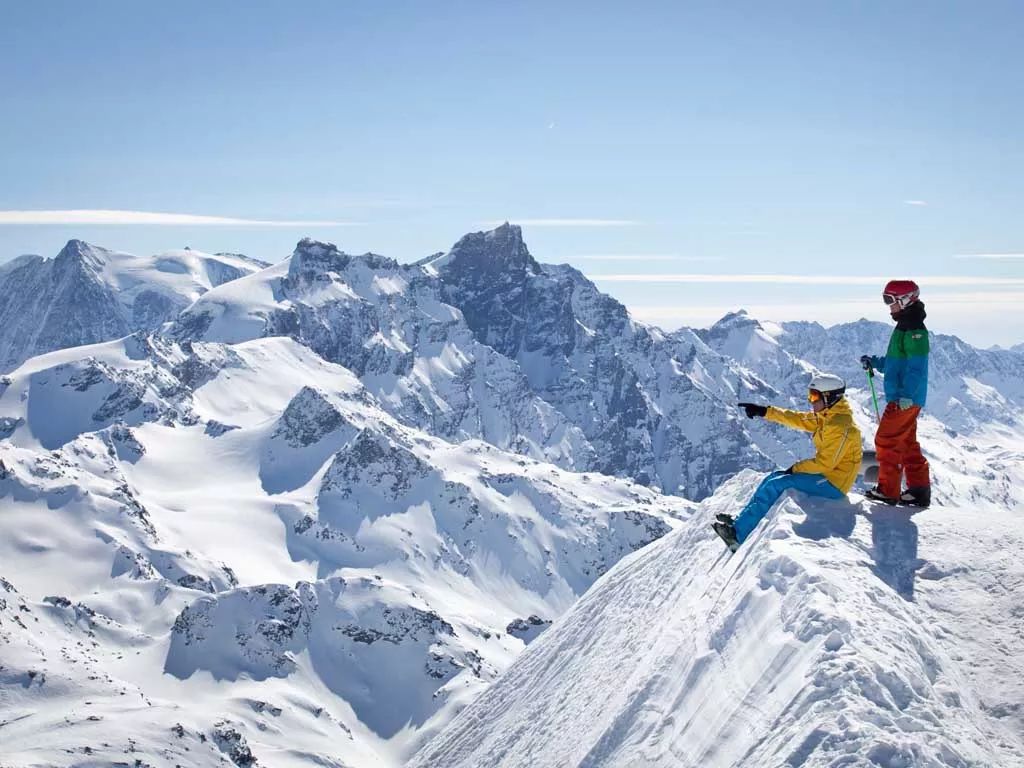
[411, 469, 1024, 768]
[0, 334, 689, 767]
[0, 240, 267, 372]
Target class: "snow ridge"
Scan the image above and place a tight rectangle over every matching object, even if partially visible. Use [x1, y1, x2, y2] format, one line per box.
[411, 473, 1024, 768]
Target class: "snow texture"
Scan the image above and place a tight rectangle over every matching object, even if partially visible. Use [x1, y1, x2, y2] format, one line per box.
[411, 471, 1024, 768]
[0, 332, 686, 767]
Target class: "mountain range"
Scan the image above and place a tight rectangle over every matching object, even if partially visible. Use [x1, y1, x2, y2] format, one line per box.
[2, 225, 1022, 767]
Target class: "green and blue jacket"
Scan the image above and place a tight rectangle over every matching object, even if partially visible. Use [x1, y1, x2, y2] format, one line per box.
[868, 301, 929, 407]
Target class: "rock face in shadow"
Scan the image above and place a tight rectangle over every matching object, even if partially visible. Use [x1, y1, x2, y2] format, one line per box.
[0, 243, 130, 373]
[435, 225, 771, 498]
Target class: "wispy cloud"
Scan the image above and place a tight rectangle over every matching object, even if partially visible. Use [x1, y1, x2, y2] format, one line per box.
[479, 218, 640, 228]
[588, 274, 1024, 286]
[558, 254, 721, 262]
[0, 209, 359, 227]
[903, 200, 928, 207]
[953, 253, 1024, 260]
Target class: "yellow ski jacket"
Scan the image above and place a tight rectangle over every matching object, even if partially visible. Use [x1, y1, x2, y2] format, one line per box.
[765, 398, 863, 493]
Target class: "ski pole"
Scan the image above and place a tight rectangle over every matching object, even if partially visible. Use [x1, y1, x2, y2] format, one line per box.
[865, 368, 881, 421]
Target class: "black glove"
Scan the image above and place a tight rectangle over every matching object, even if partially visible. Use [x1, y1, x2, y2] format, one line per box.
[738, 402, 768, 419]
[860, 355, 873, 371]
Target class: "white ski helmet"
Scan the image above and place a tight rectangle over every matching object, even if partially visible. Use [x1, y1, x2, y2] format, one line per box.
[808, 373, 846, 408]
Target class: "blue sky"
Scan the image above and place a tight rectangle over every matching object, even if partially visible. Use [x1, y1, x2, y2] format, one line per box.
[2, 1, 1022, 344]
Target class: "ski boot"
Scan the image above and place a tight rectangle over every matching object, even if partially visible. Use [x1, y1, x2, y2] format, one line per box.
[864, 486, 899, 505]
[899, 486, 931, 509]
[711, 514, 740, 553]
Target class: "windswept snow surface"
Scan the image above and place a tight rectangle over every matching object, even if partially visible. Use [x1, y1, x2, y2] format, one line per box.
[411, 471, 1024, 768]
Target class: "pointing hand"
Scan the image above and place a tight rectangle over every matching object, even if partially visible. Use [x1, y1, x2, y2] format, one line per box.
[737, 402, 768, 419]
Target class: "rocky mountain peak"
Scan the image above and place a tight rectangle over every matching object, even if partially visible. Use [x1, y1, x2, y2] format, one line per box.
[706, 309, 760, 336]
[440, 223, 541, 278]
[287, 238, 352, 284]
[54, 239, 108, 274]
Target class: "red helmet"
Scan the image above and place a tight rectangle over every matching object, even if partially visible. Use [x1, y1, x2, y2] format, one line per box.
[882, 279, 920, 311]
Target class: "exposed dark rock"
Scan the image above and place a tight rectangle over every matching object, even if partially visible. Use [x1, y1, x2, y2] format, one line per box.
[273, 387, 348, 448]
[176, 574, 216, 593]
[213, 722, 257, 767]
[506, 614, 552, 644]
[0, 416, 22, 439]
[204, 420, 240, 437]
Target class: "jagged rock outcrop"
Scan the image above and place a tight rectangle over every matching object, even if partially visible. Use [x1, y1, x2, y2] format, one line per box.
[433, 225, 775, 497]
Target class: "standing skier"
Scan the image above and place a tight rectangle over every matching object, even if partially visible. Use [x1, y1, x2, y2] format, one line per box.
[860, 279, 931, 507]
[715, 374, 863, 550]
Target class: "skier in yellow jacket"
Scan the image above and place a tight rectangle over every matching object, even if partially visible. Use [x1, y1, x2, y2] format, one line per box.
[713, 374, 863, 550]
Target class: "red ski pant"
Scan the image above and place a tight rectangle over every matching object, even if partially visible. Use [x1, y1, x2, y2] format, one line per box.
[875, 402, 930, 497]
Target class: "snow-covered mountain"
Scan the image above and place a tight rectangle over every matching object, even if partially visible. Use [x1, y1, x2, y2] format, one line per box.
[3, 224, 1023, 767]
[170, 227, 810, 499]
[431, 226, 773, 497]
[0, 333, 687, 766]
[169, 237, 601, 473]
[410, 470, 1024, 767]
[163, 226, 1024, 501]
[0, 240, 268, 373]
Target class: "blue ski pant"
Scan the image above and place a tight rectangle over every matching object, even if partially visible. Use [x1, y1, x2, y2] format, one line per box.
[734, 470, 845, 543]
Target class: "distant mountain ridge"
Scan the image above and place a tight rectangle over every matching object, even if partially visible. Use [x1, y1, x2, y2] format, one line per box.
[0, 239, 268, 372]
[171, 226, 792, 499]
[4, 227, 1021, 491]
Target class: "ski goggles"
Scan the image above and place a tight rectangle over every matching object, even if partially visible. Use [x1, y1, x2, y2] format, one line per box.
[883, 290, 918, 308]
[807, 390, 822, 403]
